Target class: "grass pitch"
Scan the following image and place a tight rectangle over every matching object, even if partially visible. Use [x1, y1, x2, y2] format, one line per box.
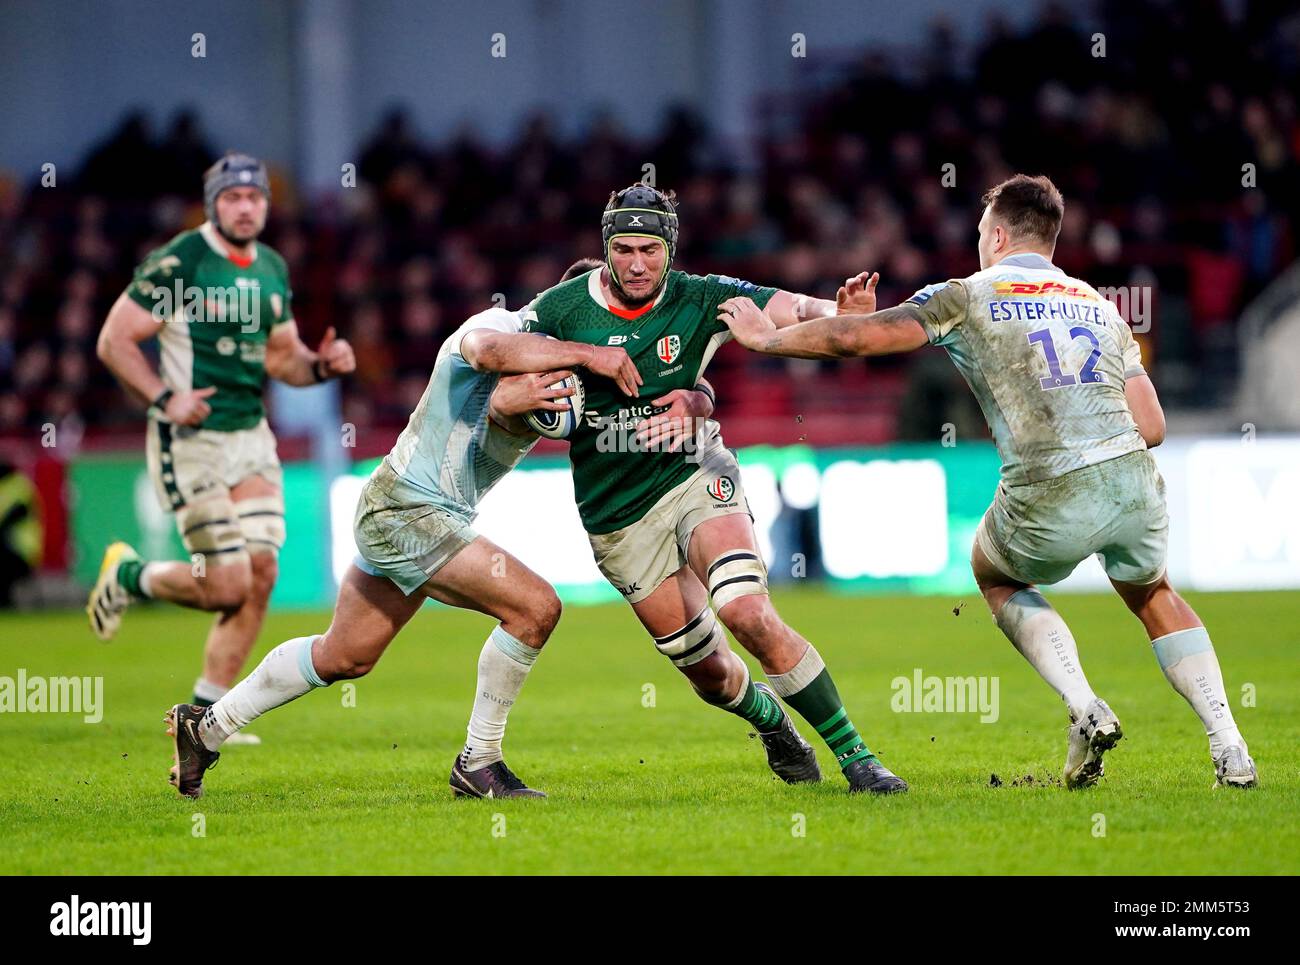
[1, 589, 1296, 875]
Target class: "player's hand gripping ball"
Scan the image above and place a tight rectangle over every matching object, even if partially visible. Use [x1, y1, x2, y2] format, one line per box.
[523, 337, 586, 439]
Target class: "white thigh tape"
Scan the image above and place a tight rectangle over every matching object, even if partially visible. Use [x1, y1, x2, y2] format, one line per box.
[236, 495, 286, 554]
[706, 550, 768, 609]
[654, 606, 723, 668]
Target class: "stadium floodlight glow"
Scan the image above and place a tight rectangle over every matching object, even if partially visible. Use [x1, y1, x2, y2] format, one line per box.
[819, 459, 948, 579]
[737, 461, 779, 565]
[330, 474, 368, 587]
[1187, 438, 1300, 590]
[780, 461, 821, 510]
[474, 468, 606, 586]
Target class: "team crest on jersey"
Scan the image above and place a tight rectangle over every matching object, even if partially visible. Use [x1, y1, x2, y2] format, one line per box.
[657, 334, 681, 364]
[706, 475, 735, 503]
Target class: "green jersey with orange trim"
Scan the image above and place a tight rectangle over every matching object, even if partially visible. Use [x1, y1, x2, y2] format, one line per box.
[523, 268, 776, 534]
[124, 221, 294, 432]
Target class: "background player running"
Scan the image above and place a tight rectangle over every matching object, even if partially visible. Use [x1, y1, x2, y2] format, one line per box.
[719, 173, 1256, 790]
[90, 153, 355, 740]
[524, 184, 908, 794]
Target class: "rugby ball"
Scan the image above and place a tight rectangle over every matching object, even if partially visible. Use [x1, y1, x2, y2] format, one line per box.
[523, 368, 585, 439]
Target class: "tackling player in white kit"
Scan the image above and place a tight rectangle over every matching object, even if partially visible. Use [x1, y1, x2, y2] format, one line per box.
[719, 174, 1257, 790]
[162, 259, 669, 799]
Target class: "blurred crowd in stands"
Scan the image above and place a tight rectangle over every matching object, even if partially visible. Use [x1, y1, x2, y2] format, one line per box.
[1, 0, 1296, 450]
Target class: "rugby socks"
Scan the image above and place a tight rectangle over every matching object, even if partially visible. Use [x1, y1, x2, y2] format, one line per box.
[1151, 627, 1244, 758]
[700, 661, 786, 732]
[995, 588, 1097, 720]
[191, 677, 228, 708]
[768, 645, 879, 770]
[198, 636, 328, 751]
[460, 627, 540, 771]
[117, 558, 155, 598]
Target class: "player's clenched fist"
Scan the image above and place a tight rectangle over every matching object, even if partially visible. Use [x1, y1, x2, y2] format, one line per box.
[165, 386, 217, 426]
[837, 271, 879, 315]
[316, 326, 356, 377]
[716, 296, 776, 350]
[582, 344, 642, 397]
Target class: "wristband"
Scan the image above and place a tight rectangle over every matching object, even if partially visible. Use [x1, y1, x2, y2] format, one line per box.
[693, 382, 716, 407]
[312, 358, 329, 383]
[149, 388, 174, 415]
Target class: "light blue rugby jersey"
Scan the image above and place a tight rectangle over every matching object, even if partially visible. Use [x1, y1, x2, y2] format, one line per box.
[377, 307, 538, 516]
[906, 253, 1147, 486]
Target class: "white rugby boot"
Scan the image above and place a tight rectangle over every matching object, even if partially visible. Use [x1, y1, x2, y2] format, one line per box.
[1064, 697, 1123, 789]
[1213, 744, 1258, 788]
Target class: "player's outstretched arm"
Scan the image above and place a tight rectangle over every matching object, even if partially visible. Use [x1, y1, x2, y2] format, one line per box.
[461, 331, 641, 397]
[1125, 373, 1166, 448]
[765, 271, 880, 328]
[265, 322, 355, 386]
[719, 297, 929, 359]
[96, 293, 215, 426]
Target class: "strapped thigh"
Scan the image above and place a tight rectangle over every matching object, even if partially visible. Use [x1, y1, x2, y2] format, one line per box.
[235, 494, 286, 556]
[653, 605, 724, 668]
[176, 496, 248, 566]
[705, 550, 768, 610]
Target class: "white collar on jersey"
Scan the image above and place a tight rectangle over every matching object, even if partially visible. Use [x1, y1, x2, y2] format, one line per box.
[998, 252, 1061, 273]
[199, 221, 258, 263]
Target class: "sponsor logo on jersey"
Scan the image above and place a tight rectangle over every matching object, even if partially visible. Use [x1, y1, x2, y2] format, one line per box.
[657, 334, 681, 364]
[706, 475, 735, 502]
[216, 336, 237, 356]
[992, 280, 1098, 300]
[607, 335, 629, 345]
[714, 275, 760, 294]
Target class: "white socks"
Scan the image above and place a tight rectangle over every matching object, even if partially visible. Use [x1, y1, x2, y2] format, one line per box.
[461, 627, 540, 771]
[1151, 627, 1243, 757]
[138, 562, 158, 598]
[996, 588, 1097, 719]
[198, 636, 327, 751]
[192, 677, 229, 705]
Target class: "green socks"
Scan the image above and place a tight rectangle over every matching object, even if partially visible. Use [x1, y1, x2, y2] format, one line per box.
[730, 678, 785, 732]
[769, 647, 878, 770]
[699, 667, 787, 733]
[117, 558, 145, 597]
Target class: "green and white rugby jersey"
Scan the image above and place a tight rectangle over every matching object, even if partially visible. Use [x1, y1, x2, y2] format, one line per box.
[124, 221, 295, 432]
[524, 268, 777, 534]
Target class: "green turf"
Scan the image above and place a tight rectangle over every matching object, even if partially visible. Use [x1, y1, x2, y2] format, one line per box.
[1, 589, 1296, 874]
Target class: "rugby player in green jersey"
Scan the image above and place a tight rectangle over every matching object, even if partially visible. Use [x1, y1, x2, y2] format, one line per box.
[524, 185, 908, 794]
[89, 154, 356, 741]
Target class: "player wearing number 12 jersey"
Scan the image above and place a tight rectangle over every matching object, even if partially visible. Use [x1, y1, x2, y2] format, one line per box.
[720, 174, 1255, 790]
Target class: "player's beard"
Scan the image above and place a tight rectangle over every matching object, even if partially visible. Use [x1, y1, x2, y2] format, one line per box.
[613, 271, 665, 309]
[216, 216, 264, 247]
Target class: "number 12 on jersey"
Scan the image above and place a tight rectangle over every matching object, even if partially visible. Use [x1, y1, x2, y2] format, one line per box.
[1027, 326, 1105, 390]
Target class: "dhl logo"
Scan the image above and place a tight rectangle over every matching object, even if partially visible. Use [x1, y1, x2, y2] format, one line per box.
[993, 281, 1099, 299]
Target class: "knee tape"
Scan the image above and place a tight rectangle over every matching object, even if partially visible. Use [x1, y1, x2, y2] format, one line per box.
[177, 497, 247, 564]
[706, 550, 768, 610]
[235, 495, 286, 555]
[653, 606, 724, 668]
